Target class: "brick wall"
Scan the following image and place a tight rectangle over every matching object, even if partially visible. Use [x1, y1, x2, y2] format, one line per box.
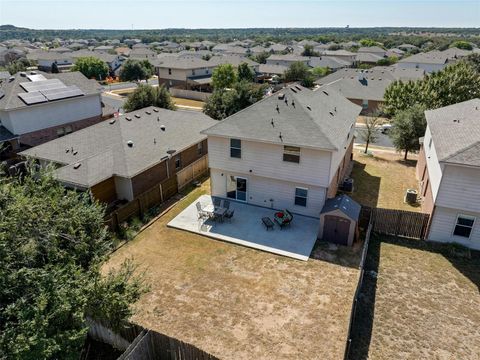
[19, 115, 103, 148]
[327, 138, 354, 198]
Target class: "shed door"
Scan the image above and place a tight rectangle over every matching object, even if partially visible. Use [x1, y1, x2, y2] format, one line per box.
[324, 215, 351, 246]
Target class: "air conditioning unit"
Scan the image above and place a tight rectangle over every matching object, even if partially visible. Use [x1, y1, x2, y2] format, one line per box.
[404, 189, 418, 204]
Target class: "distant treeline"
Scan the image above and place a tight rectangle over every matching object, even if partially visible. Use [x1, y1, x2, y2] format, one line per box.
[1, 25, 479, 47]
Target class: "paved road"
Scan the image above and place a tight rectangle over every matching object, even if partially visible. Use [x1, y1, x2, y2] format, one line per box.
[354, 126, 394, 148]
[102, 93, 126, 113]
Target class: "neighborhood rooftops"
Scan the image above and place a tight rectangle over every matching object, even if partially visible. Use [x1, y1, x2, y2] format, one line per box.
[154, 57, 213, 69]
[0, 71, 101, 111]
[21, 107, 217, 187]
[425, 98, 480, 167]
[202, 84, 361, 151]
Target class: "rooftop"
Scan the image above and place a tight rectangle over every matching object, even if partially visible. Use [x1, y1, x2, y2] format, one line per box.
[21, 107, 217, 187]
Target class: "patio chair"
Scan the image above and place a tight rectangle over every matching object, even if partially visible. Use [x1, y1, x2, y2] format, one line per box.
[213, 197, 222, 208]
[223, 200, 230, 210]
[196, 202, 208, 220]
[224, 209, 234, 222]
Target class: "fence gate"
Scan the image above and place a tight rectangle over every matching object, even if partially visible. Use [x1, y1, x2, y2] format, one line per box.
[177, 155, 208, 190]
[370, 208, 430, 239]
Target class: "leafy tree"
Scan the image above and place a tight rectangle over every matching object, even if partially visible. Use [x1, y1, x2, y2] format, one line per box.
[383, 62, 480, 116]
[51, 62, 59, 73]
[0, 167, 146, 359]
[203, 80, 265, 120]
[5, 59, 30, 74]
[310, 66, 330, 77]
[124, 84, 175, 112]
[252, 51, 270, 64]
[358, 114, 382, 153]
[465, 53, 480, 73]
[301, 45, 318, 57]
[359, 39, 380, 47]
[284, 61, 315, 87]
[237, 62, 255, 82]
[212, 63, 237, 89]
[71, 56, 109, 80]
[389, 104, 426, 160]
[376, 56, 398, 66]
[450, 40, 473, 50]
[119, 59, 154, 82]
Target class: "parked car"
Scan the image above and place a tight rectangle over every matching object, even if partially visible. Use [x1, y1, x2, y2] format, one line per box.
[380, 123, 392, 134]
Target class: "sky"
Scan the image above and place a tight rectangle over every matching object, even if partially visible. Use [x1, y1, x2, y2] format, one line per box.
[0, 0, 478, 29]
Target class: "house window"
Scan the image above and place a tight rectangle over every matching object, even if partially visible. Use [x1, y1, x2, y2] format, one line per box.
[294, 187, 308, 207]
[56, 127, 65, 137]
[453, 214, 475, 238]
[206, 69, 209, 74]
[197, 142, 203, 155]
[230, 138, 241, 158]
[65, 125, 73, 134]
[192, 69, 196, 76]
[175, 155, 182, 169]
[428, 137, 433, 149]
[283, 145, 300, 163]
[362, 99, 369, 109]
[168, 68, 172, 75]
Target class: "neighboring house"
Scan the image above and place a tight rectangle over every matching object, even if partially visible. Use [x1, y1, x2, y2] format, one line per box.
[27, 51, 73, 72]
[0, 47, 26, 66]
[257, 64, 288, 82]
[267, 43, 290, 53]
[355, 52, 384, 65]
[202, 84, 361, 218]
[21, 107, 216, 206]
[129, 48, 157, 59]
[266, 54, 310, 67]
[320, 50, 356, 62]
[208, 55, 260, 72]
[416, 99, 480, 250]
[154, 57, 216, 90]
[386, 48, 405, 58]
[357, 46, 387, 57]
[397, 48, 471, 73]
[398, 43, 418, 51]
[308, 56, 351, 70]
[315, 66, 425, 114]
[71, 50, 123, 75]
[0, 71, 103, 149]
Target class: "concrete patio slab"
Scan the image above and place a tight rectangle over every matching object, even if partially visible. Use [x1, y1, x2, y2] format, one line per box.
[167, 195, 319, 260]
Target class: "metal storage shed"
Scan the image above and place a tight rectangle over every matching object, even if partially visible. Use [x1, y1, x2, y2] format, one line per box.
[319, 194, 361, 246]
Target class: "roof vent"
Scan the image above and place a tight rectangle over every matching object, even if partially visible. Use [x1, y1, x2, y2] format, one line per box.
[277, 93, 285, 100]
[146, 110, 151, 115]
[322, 90, 329, 96]
[276, 104, 279, 113]
[19, 72, 26, 77]
[127, 140, 134, 147]
[109, 119, 116, 124]
[329, 111, 334, 116]
[8, 76, 15, 82]
[295, 85, 302, 91]
[153, 108, 159, 112]
[134, 114, 141, 119]
[271, 118, 275, 127]
[291, 100, 295, 108]
[453, 119, 460, 123]
[30, 71, 37, 75]
[306, 106, 312, 111]
[291, 88, 297, 93]
[160, 125, 166, 131]
[73, 163, 81, 169]
[125, 116, 132, 121]
[65, 148, 69, 153]
[279, 132, 283, 141]
[73, 150, 78, 155]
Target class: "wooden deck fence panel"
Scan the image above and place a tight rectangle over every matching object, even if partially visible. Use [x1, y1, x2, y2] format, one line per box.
[369, 208, 430, 240]
[177, 155, 208, 190]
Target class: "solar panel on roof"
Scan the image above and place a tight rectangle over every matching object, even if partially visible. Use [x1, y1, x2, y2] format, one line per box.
[20, 79, 66, 93]
[40, 85, 84, 101]
[18, 91, 48, 105]
[26, 74, 47, 82]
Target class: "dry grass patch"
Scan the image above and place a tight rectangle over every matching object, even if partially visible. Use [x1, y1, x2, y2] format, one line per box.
[171, 97, 205, 109]
[104, 179, 362, 360]
[350, 150, 420, 211]
[349, 236, 480, 360]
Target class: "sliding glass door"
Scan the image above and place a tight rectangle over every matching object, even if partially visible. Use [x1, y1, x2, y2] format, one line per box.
[226, 175, 247, 202]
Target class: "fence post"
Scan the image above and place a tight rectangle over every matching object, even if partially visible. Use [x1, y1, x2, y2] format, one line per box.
[159, 183, 164, 203]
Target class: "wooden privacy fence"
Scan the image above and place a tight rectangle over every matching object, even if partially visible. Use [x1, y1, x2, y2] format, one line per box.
[177, 155, 208, 190]
[86, 319, 219, 360]
[361, 207, 430, 240]
[106, 176, 178, 231]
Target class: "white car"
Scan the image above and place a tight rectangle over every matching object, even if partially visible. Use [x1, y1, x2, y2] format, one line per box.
[380, 123, 392, 134]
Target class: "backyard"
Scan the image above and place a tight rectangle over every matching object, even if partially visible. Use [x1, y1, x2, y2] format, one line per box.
[349, 149, 421, 212]
[103, 179, 363, 360]
[349, 235, 480, 359]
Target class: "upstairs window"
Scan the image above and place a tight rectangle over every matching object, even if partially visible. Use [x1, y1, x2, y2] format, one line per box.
[65, 125, 73, 134]
[294, 187, 308, 207]
[453, 214, 475, 238]
[175, 155, 182, 169]
[230, 139, 241, 158]
[362, 99, 369, 109]
[283, 146, 300, 163]
[197, 142, 203, 155]
[192, 69, 196, 76]
[168, 68, 172, 75]
[56, 128, 65, 137]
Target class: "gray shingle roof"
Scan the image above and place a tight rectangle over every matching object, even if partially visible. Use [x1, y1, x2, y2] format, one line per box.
[154, 57, 212, 69]
[21, 107, 217, 187]
[203, 84, 361, 151]
[258, 64, 288, 75]
[0, 71, 101, 111]
[426, 99, 480, 167]
[208, 55, 258, 67]
[321, 194, 361, 220]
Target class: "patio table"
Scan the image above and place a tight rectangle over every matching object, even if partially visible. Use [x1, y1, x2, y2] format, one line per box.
[203, 204, 227, 222]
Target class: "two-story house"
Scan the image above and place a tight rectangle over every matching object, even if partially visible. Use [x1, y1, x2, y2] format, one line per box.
[417, 99, 480, 250]
[202, 84, 362, 218]
[0, 71, 104, 150]
[154, 57, 216, 90]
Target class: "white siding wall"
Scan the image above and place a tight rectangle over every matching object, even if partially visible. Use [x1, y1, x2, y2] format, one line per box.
[424, 125, 443, 200]
[114, 176, 134, 201]
[265, 59, 309, 67]
[0, 95, 101, 135]
[436, 164, 480, 213]
[428, 206, 480, 250]
[329, 125, 354, 183]
[207, 136, 332, 187]
[210, 168, 326, 217]
[157, 67, 214, 82]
